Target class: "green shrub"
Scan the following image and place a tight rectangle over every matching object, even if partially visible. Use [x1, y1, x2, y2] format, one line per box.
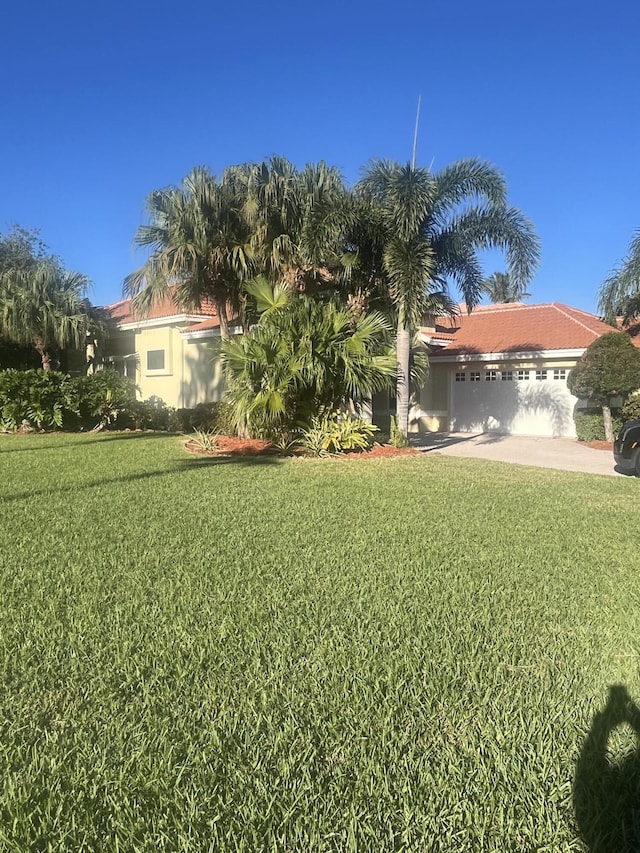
[574, 410, 623, 442]
[300, 411, 378, 457]
[622, 389, 640, 422]
[0, 369, 75, 431]
[116, 397, 171, 431]
[389, 416, 410, 449]
[170, 402, 235, 434]
[66, 371, 136, 431]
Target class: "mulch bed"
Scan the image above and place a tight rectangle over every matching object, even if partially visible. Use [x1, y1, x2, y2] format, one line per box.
[184, 435, 421, 460]
[582, 440, 614, 451]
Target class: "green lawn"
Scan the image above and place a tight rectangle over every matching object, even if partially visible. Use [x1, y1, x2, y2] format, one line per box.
[0, 433, 639, 852]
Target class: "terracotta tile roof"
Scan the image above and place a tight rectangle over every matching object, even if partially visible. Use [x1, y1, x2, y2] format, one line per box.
[430, 303, 624, 357]
[106, 289, 218, 326]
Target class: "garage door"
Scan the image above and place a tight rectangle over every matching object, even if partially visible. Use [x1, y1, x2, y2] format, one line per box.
[450, 368, 577, 437]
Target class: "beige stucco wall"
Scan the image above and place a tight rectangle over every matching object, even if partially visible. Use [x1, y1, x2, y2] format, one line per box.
[410, 362, 450, 433]
[107, 325, 226, 408]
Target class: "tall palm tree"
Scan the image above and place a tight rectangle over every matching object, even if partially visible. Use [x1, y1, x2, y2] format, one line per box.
[125, 166, 253, 340]
[598, 230, 640, 324]
[357, 159, 540, 435]
[0, 261, 92, 370]
[482, 271, 531, 303]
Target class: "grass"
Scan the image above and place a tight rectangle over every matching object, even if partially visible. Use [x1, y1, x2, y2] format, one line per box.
[0, 432, 639, 851]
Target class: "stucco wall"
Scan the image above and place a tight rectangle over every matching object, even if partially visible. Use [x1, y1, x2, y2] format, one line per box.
[107, 325, 225, 408]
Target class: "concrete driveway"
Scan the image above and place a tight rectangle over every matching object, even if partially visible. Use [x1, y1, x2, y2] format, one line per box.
[415, 432, 624, 477]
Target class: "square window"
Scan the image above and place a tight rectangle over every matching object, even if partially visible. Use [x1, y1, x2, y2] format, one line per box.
[469, 372, 481, 382]
[553, 368, 567, 380]
[516, 370, 529, 381]
[455, 371, 466, 382]
[485, 370, 498, 381]
[536, 369, 547, 381]
[501, 371, 513, 381]
[147, 349, 165, 371]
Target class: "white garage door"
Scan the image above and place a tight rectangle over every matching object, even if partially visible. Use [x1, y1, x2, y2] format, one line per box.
[450, 368, 577, 437]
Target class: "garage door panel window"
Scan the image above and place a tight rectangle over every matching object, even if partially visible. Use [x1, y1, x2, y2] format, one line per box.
[485, 370, 498, 381]
[501, 371, 513, 381]
[517, 370, 530, 381]
[553, 369, 567, 380]
[536, 369, 547, 381]
[469, 372, 481, 382]
[455, 372, 466, 382]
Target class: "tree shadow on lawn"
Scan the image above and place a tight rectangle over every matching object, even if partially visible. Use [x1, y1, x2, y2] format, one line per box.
[1, 454, 282, 504]
[0, 431, 177, 453]
[574, 684, 640, 851]
[178, 454, 282, 470]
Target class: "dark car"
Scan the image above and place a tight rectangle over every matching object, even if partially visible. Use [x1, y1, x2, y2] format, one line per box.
[614, 420, 640, 475]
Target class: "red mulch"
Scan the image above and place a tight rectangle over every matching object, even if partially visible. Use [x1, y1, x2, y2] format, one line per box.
[582, 440, 614, 451]
[184, 436, 421, 459]
[185, 436, 274, 456]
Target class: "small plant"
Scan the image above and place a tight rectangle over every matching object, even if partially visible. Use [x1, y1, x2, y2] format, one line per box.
[191, 428, 219, 452]
[389, 416, 410, 449]
[270, 432, 300, 456]
[300, 411, 378, 457]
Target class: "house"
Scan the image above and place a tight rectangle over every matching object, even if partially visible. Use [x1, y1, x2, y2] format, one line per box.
[412, 302, 637, 438]
[104, 293, 230, 409]
[105, 294, 635, 437]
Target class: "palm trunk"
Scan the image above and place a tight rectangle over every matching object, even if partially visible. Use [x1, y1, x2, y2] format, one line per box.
[396, 319, 411, 436]
[35, 340, 52, 372]
[217, 301, 230, 340]
[602, 403, 614, 442]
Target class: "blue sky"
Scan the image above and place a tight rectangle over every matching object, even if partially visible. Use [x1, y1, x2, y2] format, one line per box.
[2, 0, 638, 313]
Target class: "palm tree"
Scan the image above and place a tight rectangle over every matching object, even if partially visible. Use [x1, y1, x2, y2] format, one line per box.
[482, 271, 530, 303]
[0, 261, 92, 371]
[357, 159, 540, 435]
[598, 230, 640, 324]
[221, 278, 396, 437]
[125, 166, 253, 340]
[243, 156, 351, 293]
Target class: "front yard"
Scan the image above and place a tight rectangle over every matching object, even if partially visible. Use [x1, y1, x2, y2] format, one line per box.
[0, 433, 638, 851]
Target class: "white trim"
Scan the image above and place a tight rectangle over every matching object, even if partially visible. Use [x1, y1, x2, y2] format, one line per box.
[181, 324, 242, 341]
[117, 314, 212, 331]
[430, 348, 586, 363]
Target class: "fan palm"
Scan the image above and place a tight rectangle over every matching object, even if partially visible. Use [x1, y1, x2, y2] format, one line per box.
[482, 271, 530, 303]
[357, 159, 540, 435]
[125, 166, 253, 339]
[598, 230, 640, 324]
[221, 279, 396, 437]
[243, 156, 351, 293]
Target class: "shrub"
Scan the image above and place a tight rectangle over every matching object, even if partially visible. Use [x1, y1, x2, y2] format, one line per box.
[574, 410, 623, 442]
[299, 411, 378, 457]
[389, 416, 410, 449]
[0, 369, 74, 431]
[116, 397, 171, 431]
[622, 389, 640, 422]
[66, 371, 136, 430]
[170, 402, 235, 434]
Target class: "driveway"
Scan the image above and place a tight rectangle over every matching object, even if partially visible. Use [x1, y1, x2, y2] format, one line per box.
[415, 433, 623, 477]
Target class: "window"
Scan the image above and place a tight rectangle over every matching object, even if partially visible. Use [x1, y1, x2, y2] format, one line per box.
[501, 371, 513, 381]
[469, 372, 481, 382]
[485, 370, 498, 381]
[455, 371, 466, 382]
[553, 368, 567, 380]
[516, 369, 529, 381]
[535, 369, 547, 381]
[146, 349, 165, 371]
